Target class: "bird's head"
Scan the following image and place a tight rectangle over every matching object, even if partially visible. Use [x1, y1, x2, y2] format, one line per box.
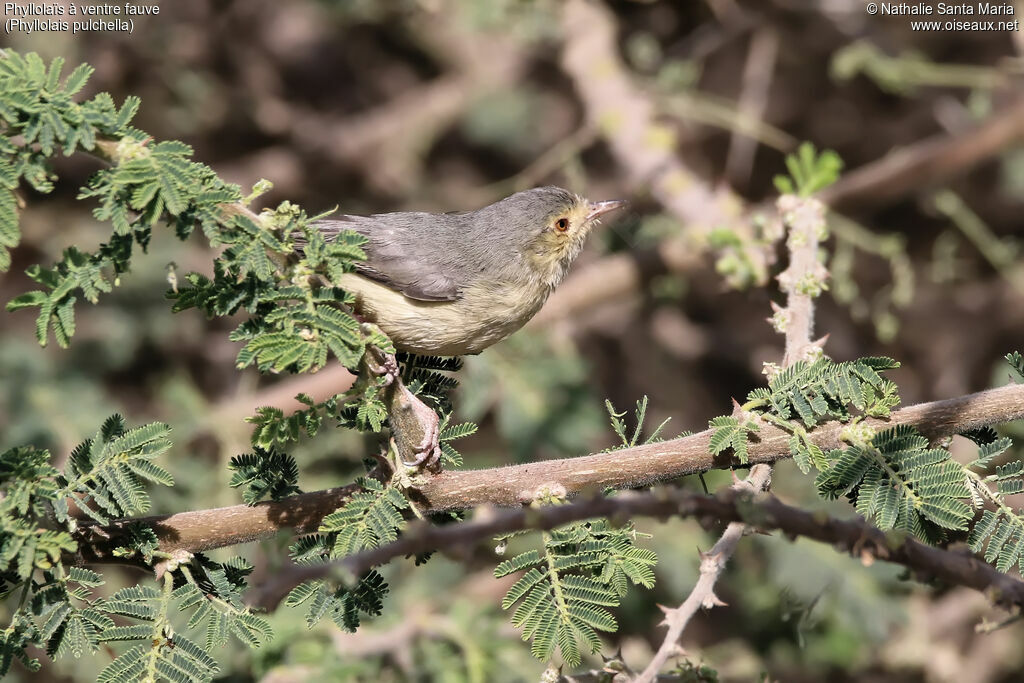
[496, 186, 626, 287]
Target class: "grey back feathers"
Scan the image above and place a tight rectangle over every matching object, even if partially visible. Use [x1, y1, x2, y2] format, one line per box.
[312, 187, 579, 302]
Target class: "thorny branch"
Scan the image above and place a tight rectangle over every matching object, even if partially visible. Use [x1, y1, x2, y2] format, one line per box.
[775, 196, 828, 366]
[638, 193, 828, 681]
[635, 465, 772, 682]
[248, 482, 1024, 613]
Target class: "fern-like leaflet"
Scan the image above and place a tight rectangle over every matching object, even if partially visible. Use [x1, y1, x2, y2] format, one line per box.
[55, 414, 174, 525]
[606, 396, 672, 449]
[773, 141, 844, 197]
[749, 356, 901, 427]
[707, 357, 901, 468]
[816, 425, 974, 539]
[1007, 351, 1024, 382]
[228, 447, 301, 504]
[438, 416, 477, 468]
[246, 392, 342, 448]
[98, 573, 219, 683]
[33, 567, 112, 660]
[175, 556, 273, 651]
[0, 414, 244, 678]
[0, 446, 73, 581]
[495, 520, 657, 667]
[284, 570, 389, 632]
[960, 428, 1024, 572]
[708, 415, 760, 465]
[285, 477, 408, 631]
[317, 478, 408, 557]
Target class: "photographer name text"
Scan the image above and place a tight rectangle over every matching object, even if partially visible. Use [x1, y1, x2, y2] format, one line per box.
[877, 2, 1012, 14]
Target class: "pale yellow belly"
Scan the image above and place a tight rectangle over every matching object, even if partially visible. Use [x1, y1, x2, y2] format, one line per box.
[338, 274, 550, 356]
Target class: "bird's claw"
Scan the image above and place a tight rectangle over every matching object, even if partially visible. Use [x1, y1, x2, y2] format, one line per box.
[405, 413, 441, 472]
[366, 346, 401, 386]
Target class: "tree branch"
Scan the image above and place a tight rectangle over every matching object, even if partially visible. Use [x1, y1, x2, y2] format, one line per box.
[819, 96, 1024, 210]
[71, 383, 1024, 562]
[72, 483, 361, 564]
[775, 196, 828, 366]
[249, 479, 1024, 612]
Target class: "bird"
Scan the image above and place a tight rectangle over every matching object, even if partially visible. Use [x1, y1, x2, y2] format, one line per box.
[312, 186, 626, 357]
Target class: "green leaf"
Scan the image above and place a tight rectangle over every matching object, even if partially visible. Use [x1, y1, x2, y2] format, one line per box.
[60, 418, 173, 523]
[317, 478, 409, 558]
[1007, 351, 1024, 382]
[818, 425, 974, 540]
[175, 556, 273, 650]
[496, 520, 656, 667]
[708, 415, 758, 464]
[228, 448, 300, 504]
[774, 141, 844, 197]
[286, 571, 389, 632]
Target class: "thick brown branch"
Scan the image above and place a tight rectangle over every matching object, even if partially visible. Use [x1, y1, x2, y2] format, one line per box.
[251, 478, 1024, 612]
[72, 384, 1024, 561]
[72, 483, 362, 564]
[417, 383, 1024, 510]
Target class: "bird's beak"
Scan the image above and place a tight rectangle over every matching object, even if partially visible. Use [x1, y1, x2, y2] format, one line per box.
[586, 199, 628, 223]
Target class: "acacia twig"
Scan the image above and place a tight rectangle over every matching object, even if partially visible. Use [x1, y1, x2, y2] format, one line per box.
[636, 465, 772, 681]
[776, 195, 828, 365]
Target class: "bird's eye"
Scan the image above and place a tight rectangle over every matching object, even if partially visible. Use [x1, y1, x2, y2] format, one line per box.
[555, 217, 569, 232]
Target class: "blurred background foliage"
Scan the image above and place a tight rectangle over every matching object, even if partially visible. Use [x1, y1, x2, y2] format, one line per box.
[2, 0, 1023, 680]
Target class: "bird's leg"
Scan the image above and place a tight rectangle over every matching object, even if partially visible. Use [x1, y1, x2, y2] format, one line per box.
[361, 334, 442, 472]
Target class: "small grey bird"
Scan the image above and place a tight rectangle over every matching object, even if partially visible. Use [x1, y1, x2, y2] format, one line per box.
[314, 187, 626, 356]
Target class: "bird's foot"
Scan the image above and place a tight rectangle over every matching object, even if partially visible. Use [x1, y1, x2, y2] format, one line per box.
[365, 344, 401, 387]
[397, 384, 442, 472]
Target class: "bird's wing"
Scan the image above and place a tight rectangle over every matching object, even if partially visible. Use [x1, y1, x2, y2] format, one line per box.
[313, 215, 463, 302]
